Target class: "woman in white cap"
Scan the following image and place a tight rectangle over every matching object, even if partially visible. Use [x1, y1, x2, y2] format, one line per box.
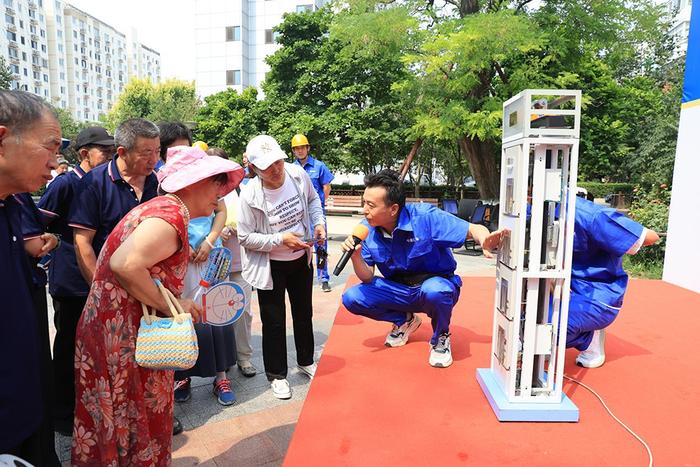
[238, 135, 325, 400]
[72, 146, 243, 467]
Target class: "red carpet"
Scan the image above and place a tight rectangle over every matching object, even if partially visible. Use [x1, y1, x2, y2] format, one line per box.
[285, 277, 700, 466]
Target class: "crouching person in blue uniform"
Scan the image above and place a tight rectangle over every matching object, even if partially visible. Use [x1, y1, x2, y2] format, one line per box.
[569, 196, 659, 368]
[341, 170, 504, 367]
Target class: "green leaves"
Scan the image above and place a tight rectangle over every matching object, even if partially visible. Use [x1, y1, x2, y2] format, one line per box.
[102, 79, 200, 132]
[0, 57, 12, 91]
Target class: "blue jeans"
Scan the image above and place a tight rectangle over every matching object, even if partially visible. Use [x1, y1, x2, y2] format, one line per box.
[342, 275, 462, 345]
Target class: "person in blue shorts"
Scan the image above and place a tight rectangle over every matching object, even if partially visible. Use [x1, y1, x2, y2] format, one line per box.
[340, 170, 504, 368]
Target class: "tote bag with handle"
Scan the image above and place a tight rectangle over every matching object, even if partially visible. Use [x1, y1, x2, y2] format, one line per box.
[135, 278, 199, 371]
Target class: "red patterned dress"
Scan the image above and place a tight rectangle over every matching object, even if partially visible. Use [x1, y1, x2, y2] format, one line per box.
[72, 196, 189, 466]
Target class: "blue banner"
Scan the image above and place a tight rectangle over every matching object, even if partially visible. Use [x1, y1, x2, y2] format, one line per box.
[683, 3, 700, 103]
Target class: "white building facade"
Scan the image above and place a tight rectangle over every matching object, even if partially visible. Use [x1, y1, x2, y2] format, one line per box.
[664, 0, 693, 55]
[2, 0, 52, 99]
[194, 0, 322, 98]
[2, 0, 160, 122]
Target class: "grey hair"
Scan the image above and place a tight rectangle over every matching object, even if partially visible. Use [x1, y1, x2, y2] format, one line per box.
[0, 90, 56, 136]
[114, 118, 160, 150]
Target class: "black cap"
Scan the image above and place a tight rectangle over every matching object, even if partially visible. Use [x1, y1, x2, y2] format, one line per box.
[74, 127, 115, 149]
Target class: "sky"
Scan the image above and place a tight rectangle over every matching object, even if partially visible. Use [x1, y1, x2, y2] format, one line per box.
[68, 0, 196, 81]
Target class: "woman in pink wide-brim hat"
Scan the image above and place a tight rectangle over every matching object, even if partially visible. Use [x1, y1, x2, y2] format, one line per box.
[72, 146, 243, 466]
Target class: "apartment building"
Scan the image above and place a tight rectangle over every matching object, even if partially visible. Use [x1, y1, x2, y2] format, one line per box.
[2, 0, 160, 121]
[665, 0, 693, 55]
[194, 0, 323, 98]
[2, 0, 52, 99]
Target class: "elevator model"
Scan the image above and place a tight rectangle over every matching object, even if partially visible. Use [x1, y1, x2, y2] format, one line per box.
[476, 89, 581, 422]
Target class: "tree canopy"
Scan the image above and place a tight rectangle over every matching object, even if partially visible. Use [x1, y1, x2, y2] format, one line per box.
[102, 79, 200, 132]
[191, 0, 679, 198]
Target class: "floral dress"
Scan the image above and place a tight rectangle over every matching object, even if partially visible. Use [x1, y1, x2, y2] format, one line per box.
[72, 196, 189, 466]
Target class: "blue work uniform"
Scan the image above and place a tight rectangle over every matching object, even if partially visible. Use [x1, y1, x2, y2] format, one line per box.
[16, 193, 50, 289]
[294, 155, 334, 283]
[342, 203, 469, 345]
[69, 156, 158, 257]
[0, 195, 42, 451]
[567, 197, 644, 350]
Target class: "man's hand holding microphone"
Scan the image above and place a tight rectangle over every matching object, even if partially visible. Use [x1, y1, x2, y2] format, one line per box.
[335, 224, 373, 282]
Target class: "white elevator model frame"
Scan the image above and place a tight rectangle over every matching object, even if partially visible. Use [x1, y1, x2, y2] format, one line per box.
[477, 89, 581, 421]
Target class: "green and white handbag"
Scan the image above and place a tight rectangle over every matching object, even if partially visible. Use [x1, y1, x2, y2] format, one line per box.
[135, 279, 199, 371]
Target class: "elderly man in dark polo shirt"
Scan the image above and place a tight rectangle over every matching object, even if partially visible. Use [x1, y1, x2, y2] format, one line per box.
[0, 90, 61, 465]
[69, 118, 160, 284]
[38, 126, 114, 435]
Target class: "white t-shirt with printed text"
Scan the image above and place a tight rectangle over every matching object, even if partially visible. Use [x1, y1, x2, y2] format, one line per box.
[264, 175, 307, 261]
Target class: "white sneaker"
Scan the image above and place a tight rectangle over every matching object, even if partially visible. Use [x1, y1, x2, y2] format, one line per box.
[576, 329, 606, 368]
[297, 362, 317, 378]
[429, 333, 453, 368]
[270, 378, 292, 399]
[385, 314, 422, 347]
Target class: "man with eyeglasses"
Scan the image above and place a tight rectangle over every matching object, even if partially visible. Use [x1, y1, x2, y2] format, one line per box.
[37, 126, 114, 436]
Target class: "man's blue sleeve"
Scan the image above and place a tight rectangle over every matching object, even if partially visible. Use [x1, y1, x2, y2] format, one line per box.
[430, 208, 470, 249]
[18, 195, 45, 239]
[319, 163, 334, 186]
[590, 209, 644, 257]
[68, 181, 99, 231]
[38, 175, 71, 221]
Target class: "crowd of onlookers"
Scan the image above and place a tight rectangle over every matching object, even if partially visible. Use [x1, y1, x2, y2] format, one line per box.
[0, 89, 333, 466]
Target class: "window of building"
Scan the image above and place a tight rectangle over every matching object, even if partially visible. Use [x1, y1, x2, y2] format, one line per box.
[296, 4, 312, 12]
[31, 40, 37, 49]
[30, 25, 36, 33]
[21, 51, 26, 60]
[33, 71, 39, 79]
[42, 58, 47, 67]
[28, 8, 35, 18]
[57, 30, 62, 39]
[8, 47, 18, 58]
[40, 29, 45, 38]
[265, 29, 275, 44]
[23, 67, 27, 76]
[20, 36, 24, 44]
[41, 44, 46, 52]
[73, 30, 77, 38]
[226, 69, 241, 86]
[5, 13, 14, 23]
[43, 74, 48, 82]
[4, 0, 13, 7]
[225, 26, 241, 42]
[6, 31, 16, 41]
[10, 64, 19, 73]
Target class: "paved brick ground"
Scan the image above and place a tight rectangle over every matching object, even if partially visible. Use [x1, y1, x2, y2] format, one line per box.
[51, 214, 495, 465]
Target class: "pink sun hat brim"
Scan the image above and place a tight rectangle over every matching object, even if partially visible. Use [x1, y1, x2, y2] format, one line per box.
[157, 145, 245, 195]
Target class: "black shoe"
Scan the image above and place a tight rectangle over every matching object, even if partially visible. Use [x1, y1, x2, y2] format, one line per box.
[322, 281, 331, 292]
[173, 416, 183, 436]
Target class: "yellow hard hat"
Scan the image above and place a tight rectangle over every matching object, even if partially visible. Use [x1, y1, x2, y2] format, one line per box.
[291, 134, 309, 148]
[192, 141, 209, 151]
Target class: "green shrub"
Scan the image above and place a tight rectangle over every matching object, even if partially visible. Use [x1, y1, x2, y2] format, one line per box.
[626, 183, 670, 268]
[577, 182, 634, 198]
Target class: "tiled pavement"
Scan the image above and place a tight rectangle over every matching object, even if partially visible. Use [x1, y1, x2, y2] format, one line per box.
[52, 214, 496, 466]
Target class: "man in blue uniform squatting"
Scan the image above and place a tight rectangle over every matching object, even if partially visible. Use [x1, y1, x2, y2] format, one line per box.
[568, 195, 659, 368]
[292, 133, 335, 292]
[341, 170, 504, 367]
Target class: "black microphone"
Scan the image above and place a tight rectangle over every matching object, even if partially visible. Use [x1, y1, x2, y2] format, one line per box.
[333, 224, 370, 276]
